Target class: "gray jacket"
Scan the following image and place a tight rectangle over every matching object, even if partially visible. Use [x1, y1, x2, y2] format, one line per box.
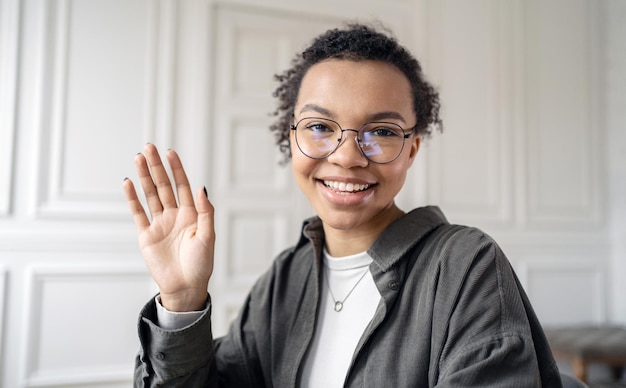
[135, 206, 562, 387]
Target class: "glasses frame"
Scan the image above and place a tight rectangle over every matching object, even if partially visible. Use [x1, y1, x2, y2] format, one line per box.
[290, 117, 415, 164]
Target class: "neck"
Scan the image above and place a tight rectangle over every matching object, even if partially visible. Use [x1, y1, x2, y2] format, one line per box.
[323, 205, 405, 257]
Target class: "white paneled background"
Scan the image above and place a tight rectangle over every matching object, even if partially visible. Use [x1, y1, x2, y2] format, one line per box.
[0, 0, 624, 386]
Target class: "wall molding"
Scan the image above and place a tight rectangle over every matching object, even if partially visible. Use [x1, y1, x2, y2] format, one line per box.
[30, 0, 179, 220]
[517, 258, 606, 325]
[524, 0, 603, 228]
[219, 115, 290, 194]
[225, 208, 289, 285]
[0, 224, 139, 252]
[19, 263, 151, 387]
[0, 0, 20, 217]
[0, 265, 6, 376]
[424, 0, 514, 226]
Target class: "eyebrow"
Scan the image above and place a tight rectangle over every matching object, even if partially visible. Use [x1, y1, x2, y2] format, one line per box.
[299, 104, 335, 118]
[368, 111, 407, 124]
[298, 104, 407, 124]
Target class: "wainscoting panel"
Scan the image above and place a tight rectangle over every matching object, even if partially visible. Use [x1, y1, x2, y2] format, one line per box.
[226, 208, 290, 285]
[425, 0, 514, 226]
[221, 116, 289, 194]
[30, 0, 173, 220]
[20, 264, 153, 387]
[518, 257, 606, 326]
[0, 265, 6, 369]
[0, 0, 20, 217]
[524, 0, 602, 227]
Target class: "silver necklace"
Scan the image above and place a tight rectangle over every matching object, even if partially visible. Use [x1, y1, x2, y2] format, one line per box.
[325, 267, 370, 312]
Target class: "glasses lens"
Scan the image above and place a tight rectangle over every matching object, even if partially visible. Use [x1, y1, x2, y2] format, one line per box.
[359, 122, 406, 163]
[294, 118, 341, 159]
[293, 118, 408, 163]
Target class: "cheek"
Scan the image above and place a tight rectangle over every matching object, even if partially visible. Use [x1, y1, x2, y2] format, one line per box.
[382, 162, 411, 190]
[290, 145, 313, 179]
[290, 132, 315, 174]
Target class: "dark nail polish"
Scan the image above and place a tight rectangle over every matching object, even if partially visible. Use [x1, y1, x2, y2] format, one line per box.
[203, 186, 208, 198]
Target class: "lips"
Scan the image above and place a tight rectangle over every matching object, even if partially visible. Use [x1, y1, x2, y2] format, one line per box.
[323, 180, 371, 193]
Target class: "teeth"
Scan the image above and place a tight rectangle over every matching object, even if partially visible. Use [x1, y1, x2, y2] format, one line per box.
[323, 180, 370, 192]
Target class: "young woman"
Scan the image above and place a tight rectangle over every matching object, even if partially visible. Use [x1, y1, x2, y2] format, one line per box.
[125, 24, 562, 387]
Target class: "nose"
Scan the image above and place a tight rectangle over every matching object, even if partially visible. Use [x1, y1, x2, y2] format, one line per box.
[327, 129, 369, 168]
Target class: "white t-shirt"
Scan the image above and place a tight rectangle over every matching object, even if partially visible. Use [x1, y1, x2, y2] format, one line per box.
[300, 250, 381, 388]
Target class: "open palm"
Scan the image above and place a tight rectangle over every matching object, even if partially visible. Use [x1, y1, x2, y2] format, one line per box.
[123, 144, 214, 312]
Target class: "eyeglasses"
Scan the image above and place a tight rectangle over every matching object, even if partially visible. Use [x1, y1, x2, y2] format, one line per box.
[290, 117, 414, 164]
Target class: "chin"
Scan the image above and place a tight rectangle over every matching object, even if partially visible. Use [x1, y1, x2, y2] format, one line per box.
[318, 211, 369, 231]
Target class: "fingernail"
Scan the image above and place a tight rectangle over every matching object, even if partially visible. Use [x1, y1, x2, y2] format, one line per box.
[123, 177, 129, 181]
[203, 186, 208, 198]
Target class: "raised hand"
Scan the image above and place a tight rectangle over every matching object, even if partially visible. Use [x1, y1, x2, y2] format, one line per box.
[123, 143, 215, 312]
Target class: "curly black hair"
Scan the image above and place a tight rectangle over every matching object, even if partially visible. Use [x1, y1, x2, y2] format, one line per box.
[270, 22, 442, 162]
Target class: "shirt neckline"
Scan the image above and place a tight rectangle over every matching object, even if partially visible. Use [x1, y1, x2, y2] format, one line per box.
[323, 249, 373, 271]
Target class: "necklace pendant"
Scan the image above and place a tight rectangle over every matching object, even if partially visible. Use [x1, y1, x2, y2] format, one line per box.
[334, 301, 343, 312]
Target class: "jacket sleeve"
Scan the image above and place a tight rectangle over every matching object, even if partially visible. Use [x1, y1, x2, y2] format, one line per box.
[134, 295, 218, 387]
[432, 228, 562, 387]
[436, 333, 550, 387]
[133, 289, 271, 388]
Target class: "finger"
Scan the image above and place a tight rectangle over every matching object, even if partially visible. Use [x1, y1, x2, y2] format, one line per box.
[135, 152, 163, 216]
[144, 143, 178, 209]
[166, 149, 194, 208]
[122, 178, 150, 230]
[195, 186, 216, 244]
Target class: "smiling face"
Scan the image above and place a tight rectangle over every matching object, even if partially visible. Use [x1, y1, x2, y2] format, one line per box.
[291, 59, 420, 255]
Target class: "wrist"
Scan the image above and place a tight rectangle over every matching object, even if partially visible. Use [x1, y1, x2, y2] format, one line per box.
[159, 290, 208, 312]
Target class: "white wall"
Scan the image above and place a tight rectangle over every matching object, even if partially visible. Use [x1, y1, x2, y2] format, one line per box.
[606, 0, 626, 324]
[0, 0, 623, 386]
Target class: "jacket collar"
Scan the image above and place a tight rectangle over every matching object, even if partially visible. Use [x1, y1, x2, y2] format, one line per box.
[300, 206, 448, 272]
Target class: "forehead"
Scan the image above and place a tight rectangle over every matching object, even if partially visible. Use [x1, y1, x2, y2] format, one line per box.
[295, 59, 414, 120]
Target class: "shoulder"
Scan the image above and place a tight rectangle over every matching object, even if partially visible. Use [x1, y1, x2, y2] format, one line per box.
[418, 223, 516, 316]
[422, 222, 504, 269]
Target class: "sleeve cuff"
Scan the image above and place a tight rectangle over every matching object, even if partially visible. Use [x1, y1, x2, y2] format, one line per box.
[155, 295, 208, 330]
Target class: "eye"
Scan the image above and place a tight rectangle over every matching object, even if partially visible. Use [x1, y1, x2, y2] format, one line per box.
[299, 118, 338, 135]
[365, 125, 403, 138]
[305, 123, 333, 133]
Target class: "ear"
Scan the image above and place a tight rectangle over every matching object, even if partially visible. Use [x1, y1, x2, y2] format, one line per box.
[406, 135, 421, 167]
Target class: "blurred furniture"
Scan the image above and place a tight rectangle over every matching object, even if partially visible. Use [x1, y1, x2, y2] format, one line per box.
[545, 327, 626, 383]
[560, 372, 589, 388]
